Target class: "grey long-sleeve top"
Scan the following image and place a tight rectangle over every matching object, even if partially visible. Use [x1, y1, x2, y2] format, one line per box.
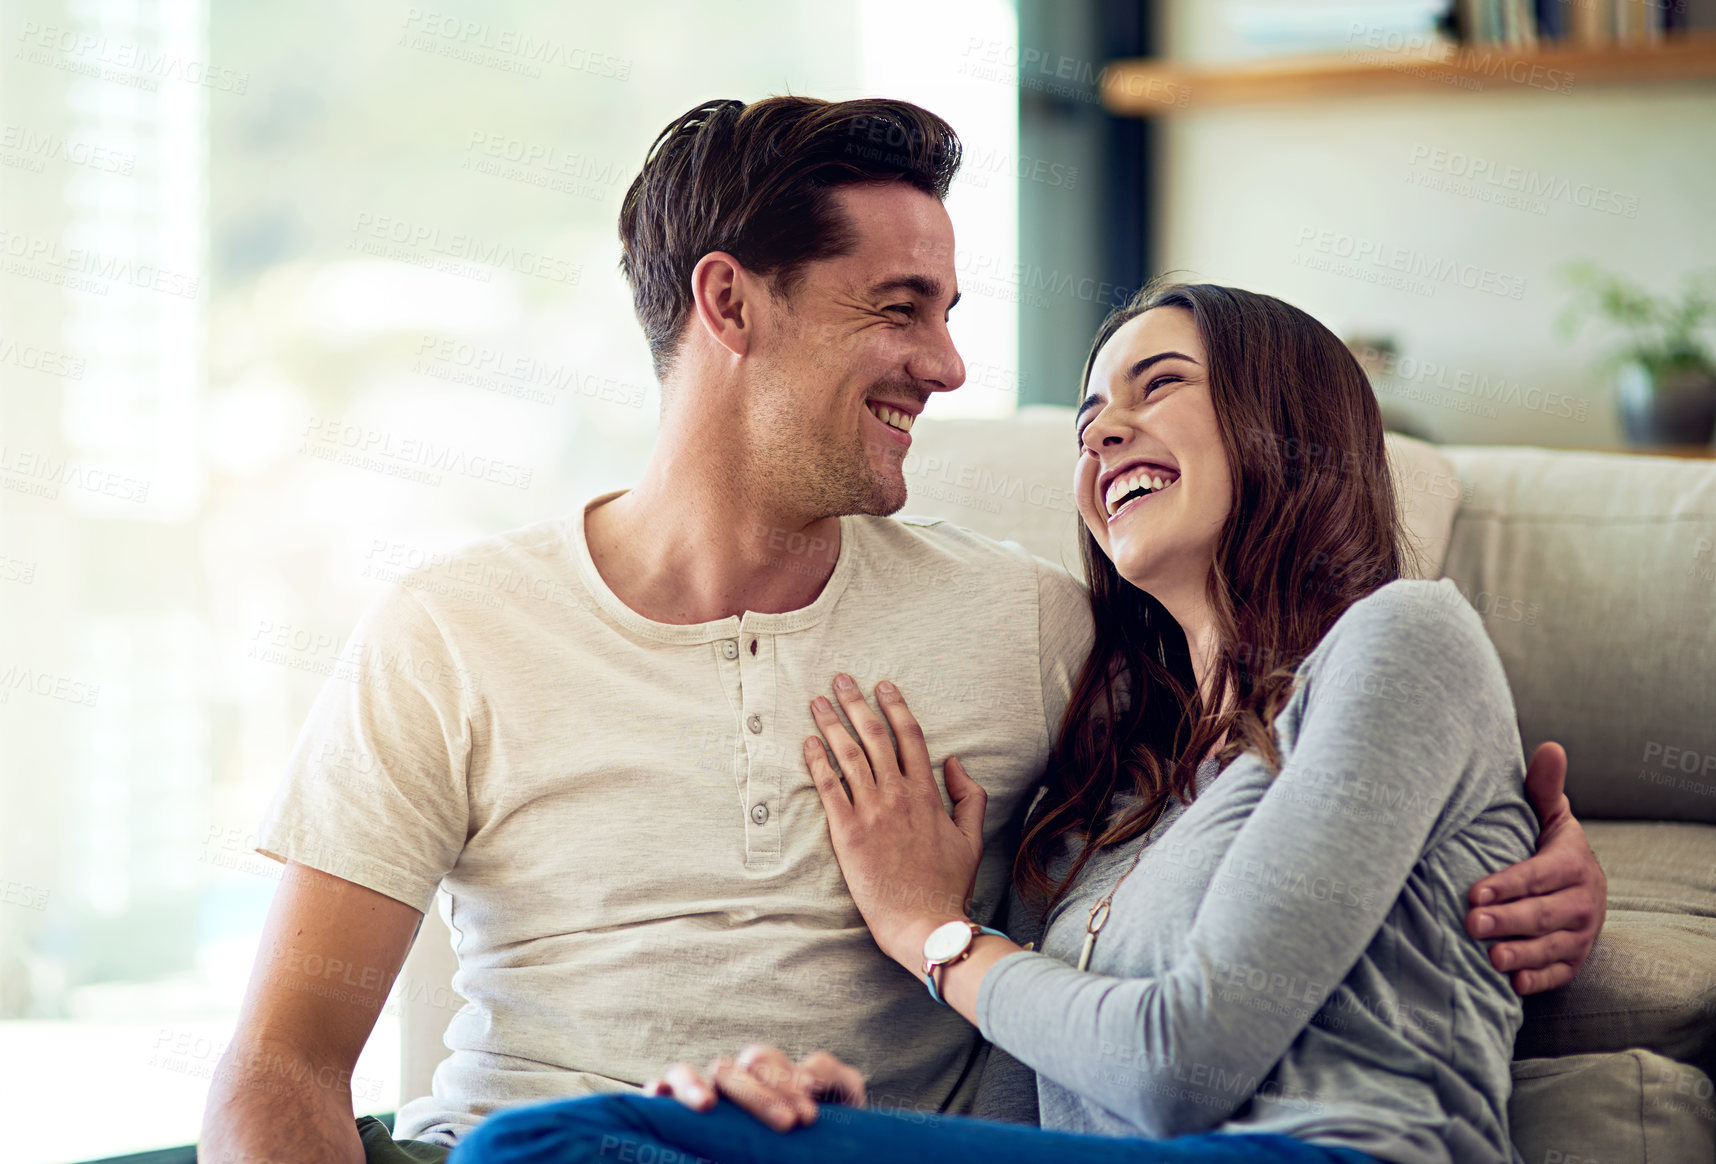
[972, 580, 1537, 1164]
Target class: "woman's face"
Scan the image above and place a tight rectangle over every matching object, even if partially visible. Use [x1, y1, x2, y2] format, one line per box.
[1074, 306, 1233, 602]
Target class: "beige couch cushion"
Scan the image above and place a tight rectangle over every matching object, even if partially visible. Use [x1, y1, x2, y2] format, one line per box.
[1510, 1050, 1716, 1164]
[1441, 447, 1716, 824]
[1515, 821, 1716, 1077]
[902, 408, 1462, 581]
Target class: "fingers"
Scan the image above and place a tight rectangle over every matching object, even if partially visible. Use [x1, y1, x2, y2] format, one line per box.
[797, 1050, 867, 1108]
[1467, 885, 1597, 943]
[707, 1050, 818, 1132]
[1468, 840, 1581, 908]
[810, 693, 878, 801]
[1484, 927, 1591, 977]
[1512, 961, 1577, 996]
[943, 756, 988, 852]
[1522, 741, 1570, 826]
[803, 736, 853, 819]
[829, 674, 905, 784]
[871, 680, 935, 791]
[652, 1063, 716, 1112]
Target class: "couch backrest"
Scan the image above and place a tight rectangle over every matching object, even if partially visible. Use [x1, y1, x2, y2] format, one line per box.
[900, 406, 1462, 582]
[1441, 447, 1716, 823]
[902, 408, 1716, 823]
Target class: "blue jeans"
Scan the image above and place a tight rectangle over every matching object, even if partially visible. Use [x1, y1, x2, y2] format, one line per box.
[448, 1093, 1379, 1164]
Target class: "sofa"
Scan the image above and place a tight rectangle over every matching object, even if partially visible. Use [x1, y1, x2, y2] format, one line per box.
[397, 407, 1716, 1160]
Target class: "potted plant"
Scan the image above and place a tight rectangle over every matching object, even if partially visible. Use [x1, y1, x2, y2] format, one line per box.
[1558, 262, 1716, 447]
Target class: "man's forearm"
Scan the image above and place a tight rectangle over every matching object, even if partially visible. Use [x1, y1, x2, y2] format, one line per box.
[201, 1039, 365, 1164]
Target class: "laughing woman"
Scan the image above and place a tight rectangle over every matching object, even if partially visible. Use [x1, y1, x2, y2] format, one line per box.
[451, 284, 1539, 1163]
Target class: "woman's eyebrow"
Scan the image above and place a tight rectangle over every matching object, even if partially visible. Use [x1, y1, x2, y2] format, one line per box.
[1125, 350, 1197, 381]
[1076, 349, 1198, 426]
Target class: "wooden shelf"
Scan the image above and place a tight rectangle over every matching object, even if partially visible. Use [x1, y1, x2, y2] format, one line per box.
[1101, 30, 1716, 116]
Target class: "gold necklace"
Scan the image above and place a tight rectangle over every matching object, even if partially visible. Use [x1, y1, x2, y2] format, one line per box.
[1075, 824, 1155, 973]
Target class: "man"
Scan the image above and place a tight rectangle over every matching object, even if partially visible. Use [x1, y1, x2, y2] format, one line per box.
[200, 97, 1605, 1163]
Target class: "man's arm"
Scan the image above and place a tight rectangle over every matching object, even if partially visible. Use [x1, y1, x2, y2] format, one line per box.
[1465, 741, 1608, 995]
[201, 861, 423, 1164]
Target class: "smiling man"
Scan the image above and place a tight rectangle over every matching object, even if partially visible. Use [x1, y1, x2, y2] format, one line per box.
[201, 97, 1605, 1164]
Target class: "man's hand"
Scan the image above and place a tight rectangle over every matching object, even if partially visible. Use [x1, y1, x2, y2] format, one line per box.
[1465, 742, 1607, 995]
[644, 1045, 865, 1132]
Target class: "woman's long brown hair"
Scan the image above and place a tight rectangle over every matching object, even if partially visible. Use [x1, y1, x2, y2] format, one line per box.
[1013, 282, 1409, 914]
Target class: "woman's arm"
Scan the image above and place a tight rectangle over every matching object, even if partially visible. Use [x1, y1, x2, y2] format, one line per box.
[975, 586, 1532, 1135]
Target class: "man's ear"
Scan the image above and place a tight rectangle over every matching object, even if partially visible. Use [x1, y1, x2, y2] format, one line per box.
[690, 252, 755, 358]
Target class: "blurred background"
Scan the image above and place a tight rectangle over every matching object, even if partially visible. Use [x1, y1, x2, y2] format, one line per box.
[1, 1, 1713, 1159]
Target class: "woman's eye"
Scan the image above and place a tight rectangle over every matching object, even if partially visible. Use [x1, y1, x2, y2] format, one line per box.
[1145, 374, 1181, 396]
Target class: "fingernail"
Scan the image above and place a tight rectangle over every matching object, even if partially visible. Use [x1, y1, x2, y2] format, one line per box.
[834, 673, 856, 692]
[876, 679, 896, 696]
[1476, 887, 1495, 906]
[813, 696, 832, 713]
[1475, 913, 1493, 936]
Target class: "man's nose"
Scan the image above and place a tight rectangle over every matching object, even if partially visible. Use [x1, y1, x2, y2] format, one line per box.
[909, 323, 966, 393]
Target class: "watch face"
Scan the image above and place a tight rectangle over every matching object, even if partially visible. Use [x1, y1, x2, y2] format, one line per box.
[924, 920, 973, 963]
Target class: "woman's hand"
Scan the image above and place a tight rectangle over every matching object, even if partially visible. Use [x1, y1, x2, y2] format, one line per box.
[642, 1045, 865, 1132]
[803, 674, 987, 970]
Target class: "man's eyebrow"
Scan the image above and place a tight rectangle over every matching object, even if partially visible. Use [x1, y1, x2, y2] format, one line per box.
[869, 275, 961, 312]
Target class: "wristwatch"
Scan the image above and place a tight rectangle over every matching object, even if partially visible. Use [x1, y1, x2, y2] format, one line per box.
[922, 919, 1007, 1005]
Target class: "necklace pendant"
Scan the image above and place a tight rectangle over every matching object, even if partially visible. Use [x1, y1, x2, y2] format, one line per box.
[1076, 929, 1097, 973]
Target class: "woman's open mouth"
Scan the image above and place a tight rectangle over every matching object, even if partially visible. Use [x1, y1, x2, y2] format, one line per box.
[1104, 465, 1180, 523]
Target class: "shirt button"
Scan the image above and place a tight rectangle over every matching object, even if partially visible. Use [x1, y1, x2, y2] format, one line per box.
[750, 803, 770, 825]
[721, 639, 739, 659]
[746, 714, 763, 734]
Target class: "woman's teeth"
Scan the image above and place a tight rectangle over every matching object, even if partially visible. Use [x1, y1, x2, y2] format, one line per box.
[867, 403, 914, 433]
[1104, 467, 1179, 516]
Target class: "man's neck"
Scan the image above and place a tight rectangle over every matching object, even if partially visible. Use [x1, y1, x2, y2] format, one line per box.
[584, 445, 844, 626]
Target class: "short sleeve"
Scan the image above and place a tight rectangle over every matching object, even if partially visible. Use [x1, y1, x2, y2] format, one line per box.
[255, 584, 475, 913]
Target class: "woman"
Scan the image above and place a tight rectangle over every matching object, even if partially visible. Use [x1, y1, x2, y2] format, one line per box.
[451, 284, 1537, 1163]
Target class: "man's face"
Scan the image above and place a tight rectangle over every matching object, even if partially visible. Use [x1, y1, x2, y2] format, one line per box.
[742, 182, 965, 519]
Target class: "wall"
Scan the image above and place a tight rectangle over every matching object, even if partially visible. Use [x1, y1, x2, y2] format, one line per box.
[1155, 1, 1716, 448]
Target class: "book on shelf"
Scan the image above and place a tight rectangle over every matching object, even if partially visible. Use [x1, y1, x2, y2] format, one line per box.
[1456, 0, 1680, 44]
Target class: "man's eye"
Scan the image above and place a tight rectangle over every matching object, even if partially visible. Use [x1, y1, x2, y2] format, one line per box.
[885, 304, 914, 317]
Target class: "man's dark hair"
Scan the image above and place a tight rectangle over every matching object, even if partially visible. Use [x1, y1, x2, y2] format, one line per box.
[618, 96, 962, 379]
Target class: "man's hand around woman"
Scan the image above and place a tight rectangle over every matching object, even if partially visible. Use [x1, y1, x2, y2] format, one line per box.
[643, 1044, 865, 1131]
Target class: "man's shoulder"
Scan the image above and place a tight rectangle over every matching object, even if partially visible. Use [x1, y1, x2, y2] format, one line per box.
[849, 512, 1071, 576]
[360, 515, 588, 624]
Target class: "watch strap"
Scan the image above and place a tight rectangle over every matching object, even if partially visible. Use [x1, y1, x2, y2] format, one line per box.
[925, 925, 1007, 1006]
